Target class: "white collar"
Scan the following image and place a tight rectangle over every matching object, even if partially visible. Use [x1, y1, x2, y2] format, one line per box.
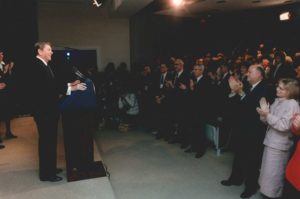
[36, 56, 48, 66]
[177, 70, 183, 77]
[0, 61, 4, 71]
[222, 72, 229, 79]
[251, 80, 262, 91]
[196, 75, 203, 82]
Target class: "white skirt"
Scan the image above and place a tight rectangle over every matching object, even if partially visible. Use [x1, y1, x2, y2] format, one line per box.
[259, 146, 290, 198]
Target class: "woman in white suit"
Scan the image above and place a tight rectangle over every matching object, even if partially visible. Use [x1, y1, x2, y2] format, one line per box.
[257, 78, 300, 199]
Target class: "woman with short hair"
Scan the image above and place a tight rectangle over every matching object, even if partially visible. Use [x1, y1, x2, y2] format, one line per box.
[257, 78, 300, 199]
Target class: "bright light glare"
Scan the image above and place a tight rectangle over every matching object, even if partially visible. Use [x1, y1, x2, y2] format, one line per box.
[172, 0, 184, 7]
[280, 12, 290, 21]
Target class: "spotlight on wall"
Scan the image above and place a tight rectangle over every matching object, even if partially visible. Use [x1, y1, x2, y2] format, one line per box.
[172, 0, 184, 7]
[279, 11, 291, 21]
[92, 0, 102, 7]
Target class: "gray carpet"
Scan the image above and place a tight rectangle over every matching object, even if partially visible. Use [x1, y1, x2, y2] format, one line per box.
[96, 128, 263, 199]
[0, 117, 115, 199]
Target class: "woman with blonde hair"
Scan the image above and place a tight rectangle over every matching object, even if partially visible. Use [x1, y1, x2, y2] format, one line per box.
[257, 78, 300, 199]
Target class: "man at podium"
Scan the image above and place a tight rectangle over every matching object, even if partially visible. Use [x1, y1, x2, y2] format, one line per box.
[28, 42, 86, 182]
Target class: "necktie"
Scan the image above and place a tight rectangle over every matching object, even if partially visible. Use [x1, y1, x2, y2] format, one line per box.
[273, 64, 281, 78]
[174, 73, 179, 85]
[160, 74, 164, 85]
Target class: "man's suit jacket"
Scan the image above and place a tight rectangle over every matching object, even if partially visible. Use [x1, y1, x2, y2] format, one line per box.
[190, 75, 211, 120]
[172, 70, 190, 107]
[271, 63, 296, 84]
[0, 66, 9, 119]
[170, 70, 191, 120]
[29, 58, 60, 114]
[238, 80, 269, 144]
[152, 72, 173, 98]
[217, 73, 231, 116]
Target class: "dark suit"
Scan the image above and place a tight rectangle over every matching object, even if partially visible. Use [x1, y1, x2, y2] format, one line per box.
[0, 66, 9, 121]
[29, 58, 62, 179]
[228, 80, 269, 192]
[217, 73, 232, 147]
[189, 75, 211, 153]
[271, 63, 296, 84]
[153, 72, 173, 139]
[170, 70, 191, 144]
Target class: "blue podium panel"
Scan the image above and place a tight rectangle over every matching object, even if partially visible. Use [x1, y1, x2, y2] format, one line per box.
[59, 79, 97, 111]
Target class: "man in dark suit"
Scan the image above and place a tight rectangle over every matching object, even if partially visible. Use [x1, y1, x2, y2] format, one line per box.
[165, 58, 190, 147]
[221, 64, 270, 198]
[269, 50, 296, 102]
[0, 54, 7, 149]
[185, 64, 211, 158]
[0, 49, 17, 140]
[0, 69, 6, 149]
[271, 50, 296, 83]
[29, 42, 86, 182]
[153, 63, 173, 140]
[217, 61, 232, 148]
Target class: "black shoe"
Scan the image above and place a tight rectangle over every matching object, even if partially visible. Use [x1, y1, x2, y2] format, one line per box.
[0, 145, 5, 149]
[195, 151, 205, 158]
[184, 147, 194, 153]
[56, 168, 63, 174]
[221, 179, 242, 186]
[6, 133, 17, 139]
[40, 175, 63, 182]
[240, 189, 257, 198]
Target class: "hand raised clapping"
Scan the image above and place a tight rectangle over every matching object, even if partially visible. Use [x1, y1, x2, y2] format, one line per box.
[256, 97, 270, 118]
[228, 76, 243, 94]
[0, 83, 6, 90]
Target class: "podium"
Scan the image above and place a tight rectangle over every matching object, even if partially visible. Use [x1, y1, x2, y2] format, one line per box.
[60, 79, 107, 182]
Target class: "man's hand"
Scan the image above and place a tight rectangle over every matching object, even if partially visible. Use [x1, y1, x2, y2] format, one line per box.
[154, 96, 161, 104]
[190, 80, 195, 91]
[179, 83, 187, 90]
[0, 83, 6, 90]
[165, 80, 173, 88]
[70, 80, 81, 86]
[71, 83, 87, 91]
[228, 76, 243, 94]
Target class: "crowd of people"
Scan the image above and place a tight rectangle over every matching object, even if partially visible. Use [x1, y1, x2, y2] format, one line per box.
[1, 43, 300, 198]
[92, 45, 300, 199]
[0, 49, 18, 149]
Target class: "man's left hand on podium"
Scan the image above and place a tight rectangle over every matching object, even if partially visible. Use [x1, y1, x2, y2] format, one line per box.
[71, 82, 87, 91]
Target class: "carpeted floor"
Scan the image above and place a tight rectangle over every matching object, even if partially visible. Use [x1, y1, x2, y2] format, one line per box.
[0, 117, 264, 199]
[0, 117, 115, 199]
[96, 128, 263, 199]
